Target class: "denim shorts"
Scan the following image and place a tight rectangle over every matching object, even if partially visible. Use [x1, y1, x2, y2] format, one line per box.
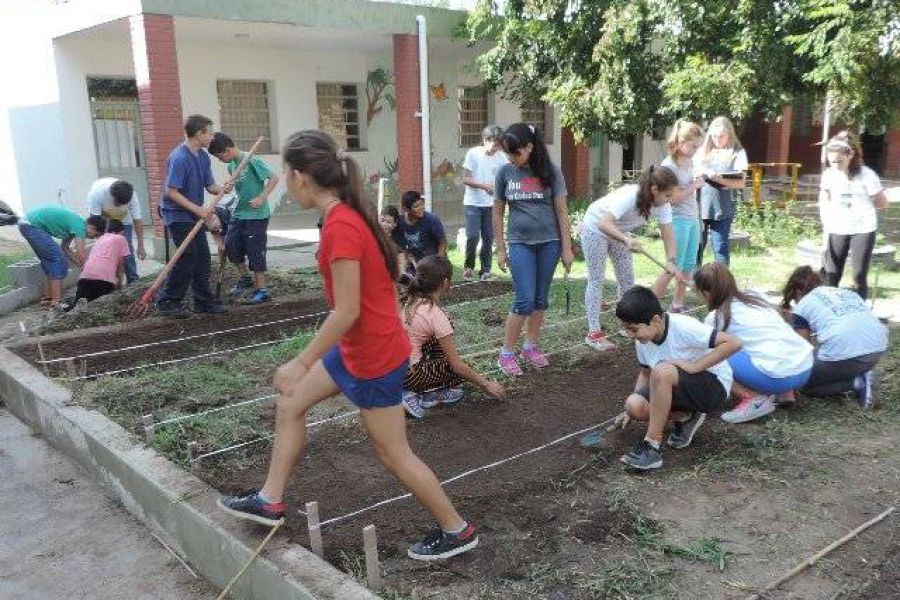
[19, 222, 68, 279]
[322, 346, 409, 409]
[225, 218, 268, 272]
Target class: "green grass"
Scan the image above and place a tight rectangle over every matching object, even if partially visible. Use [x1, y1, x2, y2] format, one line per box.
[0, 249, 32, 288]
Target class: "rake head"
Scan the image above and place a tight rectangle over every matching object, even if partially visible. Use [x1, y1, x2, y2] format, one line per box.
[124, 289, 155, 321]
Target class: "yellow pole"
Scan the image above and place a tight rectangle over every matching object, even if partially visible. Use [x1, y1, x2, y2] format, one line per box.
[751, 165, 763, 208]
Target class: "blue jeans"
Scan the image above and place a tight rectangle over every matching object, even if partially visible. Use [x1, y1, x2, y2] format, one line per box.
[19, 222, 67, 279]
[157, 221, 214, 307]
[508, 240, 560, 315]
[464, 205, 493, 274]
[698, 216, 733, 266]
[122, 224, 138, 284]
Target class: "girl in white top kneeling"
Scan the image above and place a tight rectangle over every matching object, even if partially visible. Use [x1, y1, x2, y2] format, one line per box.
[693, 263, 814, 424]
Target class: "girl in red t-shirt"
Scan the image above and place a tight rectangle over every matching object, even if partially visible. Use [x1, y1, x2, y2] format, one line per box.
[219, 130, 478, 561]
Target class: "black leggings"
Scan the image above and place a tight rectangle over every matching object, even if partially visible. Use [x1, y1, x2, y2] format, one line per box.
[801, 351, 883, 397]
[75, 279, 115, 303]
[824, 232, 876, 299]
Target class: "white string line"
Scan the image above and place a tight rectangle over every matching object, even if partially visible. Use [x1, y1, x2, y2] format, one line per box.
[39, 310, 329, 365]
[314, 412, 622, 529]
[152, 394, 277, 428]
[192, 410, 359, 462]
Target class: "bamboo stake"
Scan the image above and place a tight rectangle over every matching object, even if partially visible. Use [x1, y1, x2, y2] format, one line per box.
[306, 501, 324, 557]
[64, 358, 77, 379]
[142, 414, 155, 442]
[363, 524, 382, 590]
[21, 321, 48, 375]
[214, 520, 283, 600]
[745, 506, 895, 600]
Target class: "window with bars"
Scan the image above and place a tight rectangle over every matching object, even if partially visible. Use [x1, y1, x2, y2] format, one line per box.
[458, 87, 489, 147]
[521, 99, 553, 144]
[217, 80, 274, 153]
[316, 83, 364, 151]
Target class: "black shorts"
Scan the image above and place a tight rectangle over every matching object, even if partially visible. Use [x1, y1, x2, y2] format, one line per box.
[635, 368, 728, 413]
[215, 206, 232, 237]
[225, 218, 268, 272]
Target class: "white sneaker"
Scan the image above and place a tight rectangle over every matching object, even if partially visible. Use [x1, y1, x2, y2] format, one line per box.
[402, 392, 425, 419]
[721, 395, 776, 424]
[584, 330, 616, 352]
[463, 268, 474, 281]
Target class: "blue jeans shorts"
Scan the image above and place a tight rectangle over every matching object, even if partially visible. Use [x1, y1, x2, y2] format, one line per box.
[322, 346, 409, 409]
[19, 222, 67, 279]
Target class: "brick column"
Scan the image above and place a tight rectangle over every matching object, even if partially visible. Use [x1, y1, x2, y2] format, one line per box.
[764, 106, 793, 176]
[884, 128, 900, 179]
[561, 127, 591, 198]
[392, 34, 423, 196]
[130, 14, 183, 240]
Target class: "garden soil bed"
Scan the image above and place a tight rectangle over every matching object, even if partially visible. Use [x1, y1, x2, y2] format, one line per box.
[11, 280, 511, 378]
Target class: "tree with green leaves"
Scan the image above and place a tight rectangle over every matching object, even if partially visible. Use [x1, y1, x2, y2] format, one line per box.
[462, 0, 900, 141]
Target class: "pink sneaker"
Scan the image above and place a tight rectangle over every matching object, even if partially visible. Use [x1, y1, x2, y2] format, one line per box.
[521, 346, 550, 369]
[497, 353, 523, 376]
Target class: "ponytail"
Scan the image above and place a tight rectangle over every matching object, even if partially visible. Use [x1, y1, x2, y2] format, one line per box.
[781, 266, 823, 310]
[399, 255, 453, 323]
[636, 165, 679, 219]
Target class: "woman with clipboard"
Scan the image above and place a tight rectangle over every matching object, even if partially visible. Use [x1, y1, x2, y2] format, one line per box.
[694, 116, 748, 266]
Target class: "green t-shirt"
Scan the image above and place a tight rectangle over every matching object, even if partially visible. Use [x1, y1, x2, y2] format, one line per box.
[229, 153, 273, 220]
[25, 206, 87, 240]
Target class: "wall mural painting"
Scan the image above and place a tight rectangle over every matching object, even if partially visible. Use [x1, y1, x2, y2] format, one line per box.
[366, 68, 396, 125]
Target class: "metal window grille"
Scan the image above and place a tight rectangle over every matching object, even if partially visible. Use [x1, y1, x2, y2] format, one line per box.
[216, 80, 274, 153]
[316, 83, 363, 150]
[521, 99, 553, 144]
[458, 87, 488, 147]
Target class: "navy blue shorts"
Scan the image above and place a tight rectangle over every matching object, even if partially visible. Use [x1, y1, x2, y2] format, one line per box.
[322, 346, 408, 409]
[215, 206, 232, 237]
[225, 218, 268, 272]
[19, 222, 67, 279]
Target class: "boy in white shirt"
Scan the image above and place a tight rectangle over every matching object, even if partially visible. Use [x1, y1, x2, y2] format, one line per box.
[614, 286, 742, 470]
[462, 125, 507, 281]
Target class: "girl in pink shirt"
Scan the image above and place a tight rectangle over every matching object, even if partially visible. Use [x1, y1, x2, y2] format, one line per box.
[400, 255, 505, 418]
[74, 219, 131, 304]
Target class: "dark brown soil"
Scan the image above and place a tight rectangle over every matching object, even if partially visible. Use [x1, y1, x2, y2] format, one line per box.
[12, 280, 511, 378]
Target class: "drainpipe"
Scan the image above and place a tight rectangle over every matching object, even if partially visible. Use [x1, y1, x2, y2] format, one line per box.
[820, 89, 833, 168]
[416, 15, 432, 211]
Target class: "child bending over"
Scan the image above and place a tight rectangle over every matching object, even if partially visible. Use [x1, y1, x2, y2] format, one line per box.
[693, 263, 814, 423]
[400, 255, 505, 418]
[68, 218, 131, 308]
[615, 286, 741, 470]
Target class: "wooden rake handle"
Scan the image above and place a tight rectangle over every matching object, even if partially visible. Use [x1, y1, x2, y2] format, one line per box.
[141, 137, 265, 302]
[636, 248, 695, 290]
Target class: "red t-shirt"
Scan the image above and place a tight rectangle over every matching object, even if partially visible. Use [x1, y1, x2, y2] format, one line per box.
[318, 203, 410, 378]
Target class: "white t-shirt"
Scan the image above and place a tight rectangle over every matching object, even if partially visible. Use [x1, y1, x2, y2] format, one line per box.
[635, 313, 733, 394]
[818, 166, 883, 235]
[694, 147, 748, 176]
[462, 146, 508, 207]
[583, 184, 673, 234]
[660, 156, 698, 218]
[86, 177, 142, 226]
[704, 298, 813, 378]
[792, 287, 888, 362]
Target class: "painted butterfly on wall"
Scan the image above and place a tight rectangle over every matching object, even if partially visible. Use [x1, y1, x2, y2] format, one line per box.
[430, 83, 448, 102]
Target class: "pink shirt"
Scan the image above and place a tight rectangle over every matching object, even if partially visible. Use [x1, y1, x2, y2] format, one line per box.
[403, 301, 454, 364]
[80, 233, 130, 284]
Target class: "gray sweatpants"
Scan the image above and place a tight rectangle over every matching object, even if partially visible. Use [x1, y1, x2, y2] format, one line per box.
[801, 351, 883, 397]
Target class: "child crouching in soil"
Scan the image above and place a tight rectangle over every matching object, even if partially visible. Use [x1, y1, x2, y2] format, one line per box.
[65, 218, 131, 309]
[401, 255, 505, 418]
[614, 286, 741, 470]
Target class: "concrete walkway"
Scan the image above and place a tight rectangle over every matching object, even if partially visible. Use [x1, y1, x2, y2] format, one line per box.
[0, 408, 215, 600]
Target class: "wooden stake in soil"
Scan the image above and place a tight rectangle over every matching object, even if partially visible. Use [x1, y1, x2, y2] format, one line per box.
[363, 524, 382, 590]
[141, 414, 155, 442]
[306, 501, 324, 557]
[214, 519, 283, 600]
[79, 358, 87, 378]
[21, 321, 49, 376]
[744, 506, 895, 600]
[64, 358, 77, 379]
[187, 442, 200, 471]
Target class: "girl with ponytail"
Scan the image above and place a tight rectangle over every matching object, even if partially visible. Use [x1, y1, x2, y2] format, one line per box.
[399, 255, 505, 418]
[219, 130, 479, 561]
[580, 165, 681, 351]
[494, 122, 575, 375]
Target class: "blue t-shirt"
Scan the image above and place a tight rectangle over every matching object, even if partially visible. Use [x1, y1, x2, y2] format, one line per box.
[160, 143, 215, 225]
[495, 161, 567, 244]
[792, 287, 887, 361]
[399, 212, 445, 261]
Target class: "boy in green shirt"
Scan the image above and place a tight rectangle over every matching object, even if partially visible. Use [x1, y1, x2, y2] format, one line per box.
[209, 133, 279, 304]
[18, 205, 104, 307]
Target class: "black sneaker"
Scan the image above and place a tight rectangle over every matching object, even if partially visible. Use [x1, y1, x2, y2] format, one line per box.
[194, 301, 227, 314]
[229, 275, 253, 296]
[217, 490, 286, 527]
[667, 412, 707, 449]
[620, 439, 663, 470]
[407, 524, 479, 561]
[853, 370, 876, 409]
[156, 301, 191, 319]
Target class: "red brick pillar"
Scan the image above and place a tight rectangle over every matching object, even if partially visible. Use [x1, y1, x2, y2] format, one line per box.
[561, 127, 591, 198]
[884, 128, 900, 179]
[392, 34, 423, 196]
[764, 106, 793, 176]
[130, 14, 184, 239]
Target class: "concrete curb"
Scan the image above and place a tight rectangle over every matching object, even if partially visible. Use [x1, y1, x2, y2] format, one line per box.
[0, 347, 381, 600]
